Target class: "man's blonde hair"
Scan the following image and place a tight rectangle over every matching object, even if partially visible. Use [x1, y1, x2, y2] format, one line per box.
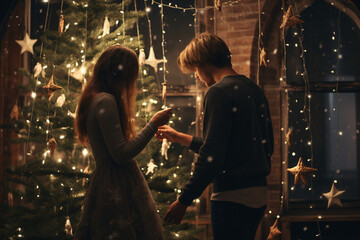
[177, 33, 232, 73]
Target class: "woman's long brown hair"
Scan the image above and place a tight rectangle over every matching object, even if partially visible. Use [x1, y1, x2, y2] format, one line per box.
[74, 45, 139, 145]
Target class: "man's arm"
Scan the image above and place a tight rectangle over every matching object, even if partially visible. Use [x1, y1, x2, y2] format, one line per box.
[155, 126, 203, 153]
[178, 87, 232, 206]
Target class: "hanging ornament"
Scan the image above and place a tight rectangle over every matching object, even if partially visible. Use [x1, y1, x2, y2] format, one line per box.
[146, 159, 158, 175]
[260, 48, 267, 66]
[102, 16, 110, 37]
[139, 49, 146, 66]
[42, 75, 62, 100]
[58, 14, 64, 36]
[285, 128, 293, 148]
[64, 216, 73, 236]
[68, 110, 76, 118]
[10, 104, 19, 120]
[280, 6, 304, 29]
[162, 82, 167, 101]
[287, 157, 318, 186]
[267, 219, 281, 240]
[161, 138, 171, 160]
[214, 0, 221, 11]
[56, 94, 66, 107]
[145, 47, 167, 73]
[322, 183, 345, 208]
[33, 62, 43, 78]
[15, 33, 37, 55]
[82, 164, 91, 187]
[64, 23, 70, 32]
[48, 137, 57, 157]
[8, 192, 13, 207]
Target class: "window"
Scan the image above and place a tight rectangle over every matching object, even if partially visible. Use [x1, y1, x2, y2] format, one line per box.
[285, 0, 360, 209]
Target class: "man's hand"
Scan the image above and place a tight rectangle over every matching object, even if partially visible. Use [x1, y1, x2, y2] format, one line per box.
[155, 125, 192, 147]
[155, 125, 179, 143]
[164, 200, 188, 225]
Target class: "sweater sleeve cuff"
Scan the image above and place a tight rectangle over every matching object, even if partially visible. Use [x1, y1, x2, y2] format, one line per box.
[178, 191, 193, 206]
[189, 136, 203, 153]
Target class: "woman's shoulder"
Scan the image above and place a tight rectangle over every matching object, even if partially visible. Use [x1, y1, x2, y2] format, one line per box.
[93, 92, 115, 104]
[90, 92, 117, 114]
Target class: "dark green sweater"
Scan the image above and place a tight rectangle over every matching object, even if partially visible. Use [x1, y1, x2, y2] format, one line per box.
[178, 75, 274, 206]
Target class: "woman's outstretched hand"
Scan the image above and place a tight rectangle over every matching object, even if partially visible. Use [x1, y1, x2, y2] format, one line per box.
[150, 108, 172, 127]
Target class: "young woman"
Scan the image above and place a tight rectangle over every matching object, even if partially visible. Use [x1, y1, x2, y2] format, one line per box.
[74, 45, 170, 240]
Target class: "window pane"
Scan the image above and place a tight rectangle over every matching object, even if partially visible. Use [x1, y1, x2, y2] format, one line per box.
[286, 0, 360, 84]
[288, 92, 360, 204]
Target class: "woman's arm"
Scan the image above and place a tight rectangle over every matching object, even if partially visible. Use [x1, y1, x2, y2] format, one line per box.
[95, 94, 157, 165]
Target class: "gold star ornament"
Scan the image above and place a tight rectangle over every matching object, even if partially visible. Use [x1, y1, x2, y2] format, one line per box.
[260, 48, 267, 66]
[280, 6, 304, 29]
[267, 219, 281, 240]
[15, 33, 37, 55]
[43, 75, 62, 100]
[287, 157, 318, 186]
[322, 183, 345, 208]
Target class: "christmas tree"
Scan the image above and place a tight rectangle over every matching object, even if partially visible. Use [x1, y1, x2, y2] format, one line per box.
[0, 0, 200, 239]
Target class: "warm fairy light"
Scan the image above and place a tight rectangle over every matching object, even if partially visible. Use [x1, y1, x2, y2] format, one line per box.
[58, 158, 62, 163]
[338, 131, 343, 136]
[146, 7, 151, 12]
[31, 92, 36, 99]
[60, 135, 65, 139]
[72, 166, 76, 170]
[82, 148, 88, 157]
[195, 199, 200, 203]
[80, 66, 86, 75]
[334, 180, 338, 183]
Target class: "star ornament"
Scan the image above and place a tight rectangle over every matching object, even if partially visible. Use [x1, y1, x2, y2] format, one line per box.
[260, 48, 267, 66]
[145, 47, 167, 73]
[287, 157, 318, 186]
[267, 219, 281, 240]
[15, 33, 37, 55]
[280, 6, 304, 29]
[43, 75, 62, 100]
[322, 183, 345, 208]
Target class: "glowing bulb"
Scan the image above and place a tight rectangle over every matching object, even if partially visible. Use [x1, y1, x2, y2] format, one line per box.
[82, 148, 88, 157]
[31, 92, 37, 99]
[80, 66, 86, 75]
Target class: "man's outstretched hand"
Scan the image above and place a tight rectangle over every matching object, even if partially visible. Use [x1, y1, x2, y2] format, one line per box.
[155, 125, 193, 147]
[164, 200, 188, 225]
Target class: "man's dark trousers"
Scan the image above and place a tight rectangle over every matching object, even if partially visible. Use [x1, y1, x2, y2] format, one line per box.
[211, 200, 266, 240]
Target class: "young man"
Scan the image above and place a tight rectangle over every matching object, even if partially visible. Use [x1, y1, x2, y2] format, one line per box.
[157, 33, 274, 239]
